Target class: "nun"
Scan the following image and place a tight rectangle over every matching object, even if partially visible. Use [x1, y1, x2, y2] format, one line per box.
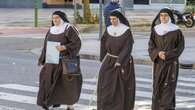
[37, 11, 82, 110]
[97, 10, 135, 110]
[148, 8, 185, 110]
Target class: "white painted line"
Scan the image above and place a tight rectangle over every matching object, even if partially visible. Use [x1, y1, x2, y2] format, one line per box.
[135, 100, 151, 106]
[0, 75, 194, 103]
[0, 84, 97, 101]
[0, 105, 25, 110]
[136, 77, 151, 83]
[177, 82, 195, 88]
[78, 89, 195, 103]
[136, 91, 195, 102]
[178, 77, 195, 83]
[136, 77, 195, 88]
[60, 104, 96, 110]
[0, 85, 97, 103]
[0, 91, 194, 109]
[84, 78, 195, 95]
[0, 92, 36, 104]
[80, 92, 96, 101]
[0, 92, 95, 110]
[0, 84, 97, 100]
[83, 78, 97, 82]
[136, 83, 195, 95]
[85, 76, 195, 84]
[0, 84, 38, 92]
[133, 100, 195, 110]
[0, 83, 97, 93]
[134, 100, 195, 109]
[136, 107, 150, 110]
[82, 84, 97, 91]
[177, 102, 195, 108]
[0, 81, 195, 101]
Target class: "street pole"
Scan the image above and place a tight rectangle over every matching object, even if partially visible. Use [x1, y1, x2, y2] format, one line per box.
[73, 0, 77, 23]
[34, 0, 38, 27]
[99, 0, 103, 40]
[121, 0, 125, 15]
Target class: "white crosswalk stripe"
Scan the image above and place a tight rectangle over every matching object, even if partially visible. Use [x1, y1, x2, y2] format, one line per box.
[0, 105, 25, 110]
[0, 75, 194, 110]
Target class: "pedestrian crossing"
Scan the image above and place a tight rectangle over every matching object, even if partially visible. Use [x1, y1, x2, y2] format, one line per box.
[0, 75, 194, 110]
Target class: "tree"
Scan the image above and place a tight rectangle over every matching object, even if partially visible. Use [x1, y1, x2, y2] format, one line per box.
[83, 0, 92, 23]
[75, 0, 99, 24]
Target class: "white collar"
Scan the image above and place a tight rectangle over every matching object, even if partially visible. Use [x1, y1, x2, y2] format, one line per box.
[107, 23, 129, 37]
[50, 19, 70, 34]
[154, 19, 179, 36]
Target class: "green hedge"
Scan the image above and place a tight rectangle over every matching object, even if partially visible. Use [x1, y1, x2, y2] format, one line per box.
[187, 0, 195, 5]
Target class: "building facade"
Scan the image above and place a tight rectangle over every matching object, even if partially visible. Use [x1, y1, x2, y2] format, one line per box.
[42, 0, 83, 8]
[0, 0, 186, 11]
[0, 0, 41, 8]
[104, 0, 186, 11]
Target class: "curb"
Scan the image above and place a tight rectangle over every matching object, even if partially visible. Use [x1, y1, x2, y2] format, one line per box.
[0, 26, 194, 35]
[31, 48, 195, 70]
[80, 54, 195, 70]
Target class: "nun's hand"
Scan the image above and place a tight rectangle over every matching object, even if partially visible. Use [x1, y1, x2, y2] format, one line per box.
[161, 54, 165, 60]
[56, 45, 66, 52]
[158, 51, 165, 60]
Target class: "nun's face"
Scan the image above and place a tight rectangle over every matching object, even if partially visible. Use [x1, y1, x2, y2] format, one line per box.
[52, 15, 61, 26]
[110, 16, 119, 26]
[160, 13, 169, 24]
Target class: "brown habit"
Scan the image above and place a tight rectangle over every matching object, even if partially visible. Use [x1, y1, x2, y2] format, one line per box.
[148, 29, 185, 110]
[37, 26, 82, 107]
[97, 29, 135, 110]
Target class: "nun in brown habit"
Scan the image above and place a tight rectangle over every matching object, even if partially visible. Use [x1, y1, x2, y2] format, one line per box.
[97, 10, 135, 110]
[148, 8, 185, 110]
[37, 11, 82, 110]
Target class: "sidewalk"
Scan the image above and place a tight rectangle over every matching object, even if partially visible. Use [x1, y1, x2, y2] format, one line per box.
[0, 8, 156, 33]
[1, 8, 195, 34]
[0, 27, 194, 69]
[0, 8, 156, 27]
[30, 31, 195, 69]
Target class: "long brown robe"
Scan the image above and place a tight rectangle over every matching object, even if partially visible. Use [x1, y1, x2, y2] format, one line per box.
[37, 26, 82, 107]
[97, 29, 135, 110]
[148, 29, 185, 110]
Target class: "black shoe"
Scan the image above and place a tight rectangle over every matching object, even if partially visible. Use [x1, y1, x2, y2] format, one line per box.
[66, 107, 74, 110]
[42, 106, 49, 110]
[53, 104, 60, 108]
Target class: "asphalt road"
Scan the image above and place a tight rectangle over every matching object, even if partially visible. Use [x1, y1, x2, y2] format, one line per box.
[0, 37, 194, 110]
